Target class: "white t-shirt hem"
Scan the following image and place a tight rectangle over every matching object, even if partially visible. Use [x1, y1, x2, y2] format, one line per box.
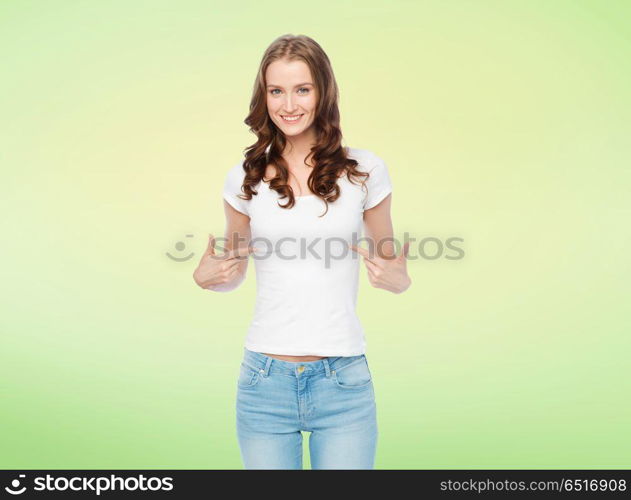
[364, 187, 393, 211]
[222, 193, 249, 216]
[244, 341, 366, 357]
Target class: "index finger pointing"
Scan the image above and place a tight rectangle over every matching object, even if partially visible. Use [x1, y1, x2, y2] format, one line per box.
[349, 244, 376, 263]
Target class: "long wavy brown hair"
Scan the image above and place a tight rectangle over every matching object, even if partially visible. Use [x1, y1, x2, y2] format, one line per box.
[236, 34, 370, 217]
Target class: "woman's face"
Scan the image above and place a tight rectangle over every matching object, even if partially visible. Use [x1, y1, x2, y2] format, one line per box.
[265, 59, 317, 139]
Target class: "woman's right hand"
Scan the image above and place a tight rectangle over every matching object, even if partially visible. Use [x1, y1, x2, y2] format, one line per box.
[193, 234, 256, 290]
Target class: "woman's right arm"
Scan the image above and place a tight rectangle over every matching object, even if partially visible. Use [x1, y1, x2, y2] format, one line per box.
[192, 200, 253, 292]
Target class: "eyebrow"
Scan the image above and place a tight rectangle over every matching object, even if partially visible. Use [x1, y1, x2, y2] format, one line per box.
[266, 82, 313, 89]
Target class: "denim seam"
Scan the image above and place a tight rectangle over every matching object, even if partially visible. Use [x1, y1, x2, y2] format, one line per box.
[333, 357, 367, 374]
[265, 371, 327, 379]
[242, 360, 260, 372]
[332, 374, 373, 389]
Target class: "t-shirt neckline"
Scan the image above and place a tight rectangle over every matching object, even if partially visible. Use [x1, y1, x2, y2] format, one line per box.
[263, 179, 317, 199]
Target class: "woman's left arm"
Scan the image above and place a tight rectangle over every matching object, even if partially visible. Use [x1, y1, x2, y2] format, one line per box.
[350, 193, 412, 294]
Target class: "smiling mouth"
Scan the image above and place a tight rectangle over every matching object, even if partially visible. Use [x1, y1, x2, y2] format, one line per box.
[281, 114, 304, 123]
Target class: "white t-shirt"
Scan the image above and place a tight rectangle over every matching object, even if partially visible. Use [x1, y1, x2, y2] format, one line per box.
[221, 147, 392, 356]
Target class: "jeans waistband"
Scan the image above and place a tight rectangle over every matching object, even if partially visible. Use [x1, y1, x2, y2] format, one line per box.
[241, 347, 366, 377]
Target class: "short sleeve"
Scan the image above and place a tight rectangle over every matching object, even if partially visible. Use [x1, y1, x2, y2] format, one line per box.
[222, 162, 250, 216]
[362, 153, 393, 210]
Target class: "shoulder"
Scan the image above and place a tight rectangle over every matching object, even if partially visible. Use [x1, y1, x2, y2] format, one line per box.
[225, 160, 246, 180]
[223, 160, 248, 196]
[222, 159, 251, 215]
[345, 146, 387, 173]
[223, 160, 250, 192]
[345, 147, 393, 210]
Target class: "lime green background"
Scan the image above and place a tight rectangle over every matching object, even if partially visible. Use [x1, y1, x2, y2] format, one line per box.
[1, 0, 630, 469]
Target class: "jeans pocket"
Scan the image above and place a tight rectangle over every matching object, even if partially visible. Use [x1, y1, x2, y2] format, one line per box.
[237, 362, 261, 389]
[332, 356, 373, 389]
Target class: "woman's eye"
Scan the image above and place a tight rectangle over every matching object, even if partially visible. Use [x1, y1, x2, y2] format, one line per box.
[269, 88, 310, 95]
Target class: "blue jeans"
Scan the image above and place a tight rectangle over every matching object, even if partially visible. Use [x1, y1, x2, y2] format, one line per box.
[235, 347, 378, 469]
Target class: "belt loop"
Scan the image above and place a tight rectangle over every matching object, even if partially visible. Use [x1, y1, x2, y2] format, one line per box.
[322, 358, 331, 377]
[262, 356, 273, 377]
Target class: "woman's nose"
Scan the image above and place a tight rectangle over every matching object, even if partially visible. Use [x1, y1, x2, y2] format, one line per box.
[284, 95, 297, 112]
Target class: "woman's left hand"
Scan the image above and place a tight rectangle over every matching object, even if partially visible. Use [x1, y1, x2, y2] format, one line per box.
[350, 241, 412, 294]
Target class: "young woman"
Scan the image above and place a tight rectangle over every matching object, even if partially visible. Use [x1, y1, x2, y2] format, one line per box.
[193, 34, 411, 469]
